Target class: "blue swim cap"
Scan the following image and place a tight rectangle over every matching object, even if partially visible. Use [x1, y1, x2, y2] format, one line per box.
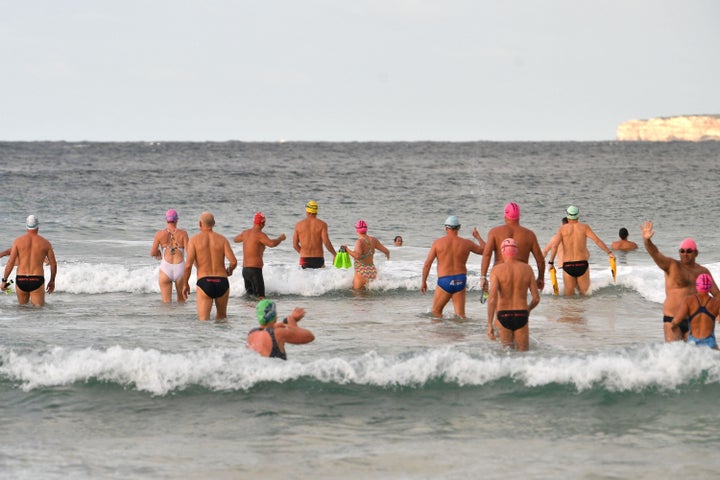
[444, 215, 460, 228]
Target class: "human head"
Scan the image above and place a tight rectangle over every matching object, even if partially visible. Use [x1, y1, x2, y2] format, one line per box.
[254, 212, 266, 225]
[696, 273, 713, 293]
[501, 238, 518, 257]
[561, 217, 569, 225]
[355, 219, 368, 234]
[679, 238, 697, 254]
[199, 211, 215, 228]
[566, 205, 579, 220]
[619, 227, 629, 240]
[305, 200, 318, 214]
[394, 235, 403, 246]
[504, 202, 520, 221]
[256, 299, 277, 326]
[444, 215, 460, 230]
[166, 209, 178, 223]
[26, 214, 39, 230]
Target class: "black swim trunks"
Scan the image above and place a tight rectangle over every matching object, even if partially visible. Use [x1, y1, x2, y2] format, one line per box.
[497, 310, 529, 331]
[563, 261, 589, 278]
[15, 275, 44, 292]
[196, 276, 230, 299]
[242, 267, 265, 297]
[664, 315, 689, 334]
[300, 257, 324, 269]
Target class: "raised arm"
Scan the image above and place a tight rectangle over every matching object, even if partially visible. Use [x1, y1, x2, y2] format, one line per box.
[640, 221, 672, 272]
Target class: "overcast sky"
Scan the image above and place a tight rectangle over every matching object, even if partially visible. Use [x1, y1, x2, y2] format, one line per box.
[2, 1, 718, 142]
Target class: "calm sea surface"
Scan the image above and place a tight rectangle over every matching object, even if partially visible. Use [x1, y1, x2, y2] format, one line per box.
[2, 141, 720, 479]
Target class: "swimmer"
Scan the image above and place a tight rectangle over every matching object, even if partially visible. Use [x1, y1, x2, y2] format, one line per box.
[487, 238, 540, 351]
[611, 227, 638, 251]
[670, 273, 720, 348]
[292, 200, 336, 269]
[150, 208, 189, 303]
[234, 212, 286, 299]
[247, 299, 315, 359]
[342, 219, 390, 290]
[421, 215, 485, 318]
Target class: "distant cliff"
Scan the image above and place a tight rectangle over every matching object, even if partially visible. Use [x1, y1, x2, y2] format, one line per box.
[616, 115, 720, 141]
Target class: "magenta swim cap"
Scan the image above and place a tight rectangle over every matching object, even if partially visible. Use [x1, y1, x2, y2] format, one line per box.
[355, 219, 368, 233]
[501, 238, 518, 256]
[680, 238, 697, 251]
[166, 209, 178, 222]
[696, 273, 712, 293]
[504, 202, 520, 221]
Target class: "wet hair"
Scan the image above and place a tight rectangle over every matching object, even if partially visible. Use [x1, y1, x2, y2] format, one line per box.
[562, 217, 569, 225]
[619, 227, 629, 240]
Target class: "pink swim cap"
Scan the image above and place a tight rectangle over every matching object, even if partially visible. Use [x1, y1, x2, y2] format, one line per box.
[355, 219, 368, 233]
[696, 273, 712, 293]
[166, 209, 178, 222]
[680, 238, 697, 251]
[504, 202, 520, 221]
[501, 238, 518, 256]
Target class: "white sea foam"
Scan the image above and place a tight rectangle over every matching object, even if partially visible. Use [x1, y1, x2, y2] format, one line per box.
[2, 342, 718, 396]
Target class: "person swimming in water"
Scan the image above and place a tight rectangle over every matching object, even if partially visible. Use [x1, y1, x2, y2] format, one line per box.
[247, 299, 315, 359]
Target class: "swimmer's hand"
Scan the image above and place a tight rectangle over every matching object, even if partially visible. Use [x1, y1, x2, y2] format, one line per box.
[182, 284, 190, 300]
[487, 325, 496, 341]
[420, 281, 427, 294]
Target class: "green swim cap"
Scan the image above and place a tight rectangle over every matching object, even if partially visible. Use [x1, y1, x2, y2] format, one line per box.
[566, 205, 579, 220]
[256, 299, 277, 326]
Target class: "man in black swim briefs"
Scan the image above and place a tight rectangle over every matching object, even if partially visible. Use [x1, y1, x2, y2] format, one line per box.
[182, 212, 238, 321]
[547, 205, 614, 296]
[2, 215, 57, 307]
[234, 212, 286, 298]
[487, 238, 540, 351]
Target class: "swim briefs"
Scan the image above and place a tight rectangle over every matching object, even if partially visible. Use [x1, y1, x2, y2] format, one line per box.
[353, 260, 377, 280]
[664, 315, 689, 334]
[437, 274, 467, 294]
[497, 310, 529, 331]
[300, 257, 324, 269]
[16, 275, 45, 292]
[196, 276, 230, 299]
[160, 260, 185, 282]
[563, 260, 589, 278]
[242, 267, 265, 297]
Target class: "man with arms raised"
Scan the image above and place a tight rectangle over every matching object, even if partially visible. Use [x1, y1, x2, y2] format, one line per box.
[182, 211, 238, 321]
[1, 215, 57, 306]
[641, 220, 719, 341]
[234, 212, 286, 299]
[548, 205, 614, 296]
[293, 200, 336, 269]
[480, 202, 545, 294]
[421, 215, 485, 318]
[487, 238, 540, 351]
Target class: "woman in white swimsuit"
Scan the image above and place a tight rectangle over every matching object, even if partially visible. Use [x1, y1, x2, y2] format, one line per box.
[150, 209, 189, 303]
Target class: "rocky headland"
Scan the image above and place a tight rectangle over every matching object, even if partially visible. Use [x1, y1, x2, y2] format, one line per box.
[616, 115, 720, 141]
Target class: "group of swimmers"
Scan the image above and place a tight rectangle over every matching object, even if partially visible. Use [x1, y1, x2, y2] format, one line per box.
[3, 200, 720, 358]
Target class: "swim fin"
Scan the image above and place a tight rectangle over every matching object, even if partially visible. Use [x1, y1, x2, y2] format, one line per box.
[549, 265, 559, 295]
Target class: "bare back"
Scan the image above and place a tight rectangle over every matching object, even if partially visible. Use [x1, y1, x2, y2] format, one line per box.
[484, 224, 539, 265]
[238, 228, 269, 268]
[12, 233, 55, 275]
[558, 222, 594, 261]
[430, 234, 482, 277]
[187, 231, 235, 278]
[491, 260, 538, 311]
[293, 216, 330, 257]
[663, 260, 712, 316]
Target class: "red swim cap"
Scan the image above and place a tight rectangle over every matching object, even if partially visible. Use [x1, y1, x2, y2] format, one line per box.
[254, 212, 266, 225]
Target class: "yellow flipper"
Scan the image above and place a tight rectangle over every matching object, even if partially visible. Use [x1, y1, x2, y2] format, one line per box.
[609, 256, 617, 282]
[549, 265, 559, 295]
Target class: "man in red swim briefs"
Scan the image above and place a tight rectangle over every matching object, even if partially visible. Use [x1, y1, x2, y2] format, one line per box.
[292, 200, 336, 269]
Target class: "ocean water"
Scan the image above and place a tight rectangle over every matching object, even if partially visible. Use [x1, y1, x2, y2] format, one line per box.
[2, 141, 720, 479]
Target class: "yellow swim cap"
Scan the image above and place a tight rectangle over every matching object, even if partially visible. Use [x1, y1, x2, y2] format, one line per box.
[306, 200, 318, 213]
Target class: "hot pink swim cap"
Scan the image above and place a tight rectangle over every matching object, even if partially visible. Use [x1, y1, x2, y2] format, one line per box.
[696, 273, 712, 293]
[166, 209, 178, 222]
[355, 219, 368, 233]
[680, 238, 697, 251]
[504, 202, 520, 221]
[501, 238, 518, 256]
